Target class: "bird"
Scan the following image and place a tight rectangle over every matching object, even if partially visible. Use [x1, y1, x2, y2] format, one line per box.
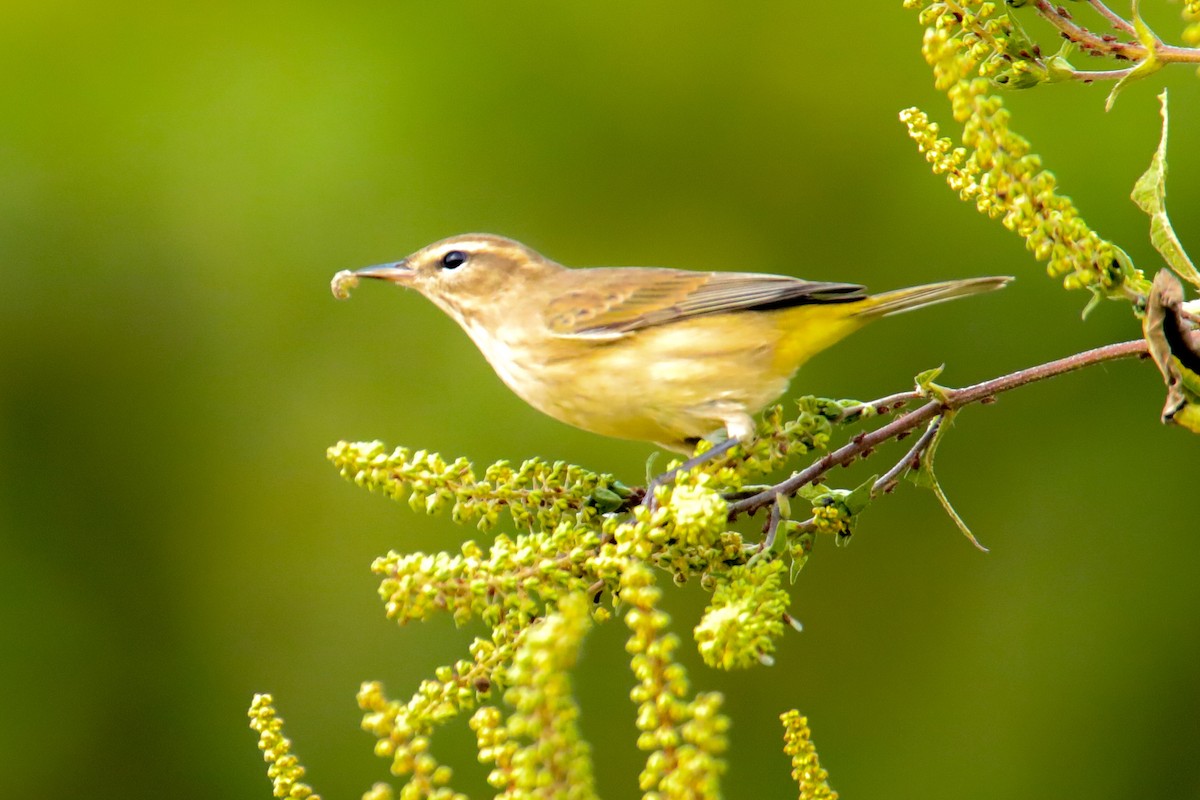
[332, 234, 1010, 454]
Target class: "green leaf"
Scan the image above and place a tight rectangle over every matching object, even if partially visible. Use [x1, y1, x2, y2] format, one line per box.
[991, 62, 1046, 89]
[914, 413, 988, 552]
[787, 529, 815, 584]
[1131, 90, 1200, 289]
[914, 364, 952, 403]
[774, 492, 792, 520]
[1106, 1, 1164, 111]
[989, 28, 1073, 90]
[589, 486, 626, 513]
[1080, 287, 1103, 320]
[796, 483, 829, 503]
[842, 475, 878, 517]
[914, 365, 943, 389]
[1042, 42, 1079, 84]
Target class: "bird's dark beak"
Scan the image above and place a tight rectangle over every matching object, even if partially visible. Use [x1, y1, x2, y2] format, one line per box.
[352, 260, 413, 283]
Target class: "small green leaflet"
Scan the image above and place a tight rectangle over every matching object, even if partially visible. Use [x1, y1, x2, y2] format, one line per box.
[907, 413, 989, 552]
[1131, 90, 1200, 290]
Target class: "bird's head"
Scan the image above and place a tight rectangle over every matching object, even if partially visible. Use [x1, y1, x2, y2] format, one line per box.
[344, 234, 562, 324]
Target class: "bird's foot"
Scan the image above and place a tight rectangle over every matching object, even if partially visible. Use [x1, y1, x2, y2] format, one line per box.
[643, 436, 741, 510]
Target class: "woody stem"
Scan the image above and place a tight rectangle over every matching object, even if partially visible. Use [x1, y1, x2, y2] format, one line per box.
[1032, 0, 1200, 66]
[727, 338, 1151, 518]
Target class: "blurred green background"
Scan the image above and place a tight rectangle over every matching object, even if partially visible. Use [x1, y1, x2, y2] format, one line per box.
[3, 2, 1199, 798]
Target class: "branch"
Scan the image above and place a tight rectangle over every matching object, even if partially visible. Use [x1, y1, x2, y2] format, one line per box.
[1032, 0, 1200, 66]
[871, 415, 943, 497]
[1086, 0, 1137, 36]
[1057, 65, 1138, 83]
[837, 390, 920, 421]
[728, 339, 1153, 519]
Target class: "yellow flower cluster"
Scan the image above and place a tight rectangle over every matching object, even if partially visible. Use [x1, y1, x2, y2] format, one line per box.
[1185, 1, 1200, 47]
[472, 594, 597, 799]
[333, 442, 780, 797]
[371, 523, 599, 628]
[328, 440, 626, 532]
[694, 559, 790, 670]
[361, 784, 396, 800]
[356, 680, 466, 800]
[355, 630, 525, 783]
[597, 488, 745, 586]
[247, 694, 321, 800]
[663, 483, 728, 549]
[623, 564, 729, 799]
[810, 502, 851, 538]
[781, 710, 838, 800]
[694, 397, 844, 484]
[901, 1, 1147, 299]
[289, 397, 863, 796]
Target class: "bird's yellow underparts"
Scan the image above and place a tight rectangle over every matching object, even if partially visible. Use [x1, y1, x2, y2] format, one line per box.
[334, 234, 1010, 453]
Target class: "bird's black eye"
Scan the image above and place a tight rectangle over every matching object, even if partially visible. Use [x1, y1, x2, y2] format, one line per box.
[441, 250, 468, 270]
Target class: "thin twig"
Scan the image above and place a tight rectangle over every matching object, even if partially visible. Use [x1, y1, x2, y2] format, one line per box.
[1033, 0, 1200, 65]
[1060, 66, 1138, 83]
[728, 338, 1150, 518]
[872, 415, 943, 497]
[762, 500, 783, 551]
[941, 338, 1146, 405]
[838, 390, 921, 421]
[1086, 0, 1137, 35]
[729, 402, 942, 519]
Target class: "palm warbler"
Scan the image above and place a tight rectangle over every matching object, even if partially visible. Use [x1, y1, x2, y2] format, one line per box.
[332, 234, 1009, 453]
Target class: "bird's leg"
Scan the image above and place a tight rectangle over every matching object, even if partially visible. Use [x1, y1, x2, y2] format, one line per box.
[644, 437, 740, 509]
[643, 412, 754, 508]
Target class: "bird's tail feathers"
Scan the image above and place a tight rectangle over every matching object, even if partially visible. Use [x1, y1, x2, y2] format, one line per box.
[857, 276, 1012, 318]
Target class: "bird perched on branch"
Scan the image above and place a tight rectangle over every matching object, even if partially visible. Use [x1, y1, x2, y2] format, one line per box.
[333, 234, 1009, 454]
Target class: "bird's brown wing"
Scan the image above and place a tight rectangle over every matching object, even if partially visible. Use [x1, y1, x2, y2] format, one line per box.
[543, 267, 866, 337]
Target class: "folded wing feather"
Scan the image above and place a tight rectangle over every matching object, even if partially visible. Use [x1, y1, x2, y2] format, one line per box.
[544, 268, 865, 337]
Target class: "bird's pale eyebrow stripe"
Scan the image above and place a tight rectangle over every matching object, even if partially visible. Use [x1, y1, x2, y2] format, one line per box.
[442, 238, 523, 258]
[440, 240, 490, 254]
